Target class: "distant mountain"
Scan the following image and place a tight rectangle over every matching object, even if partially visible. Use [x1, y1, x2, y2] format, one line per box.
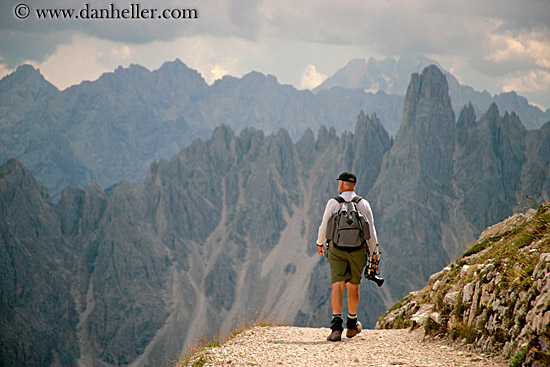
[1, 65, 548, 366]
[2, 57, 546, 204]
[314, 55, 437, 95]
[0, 61, 402, 201]
[0, 60, 211, 202]
[315, 56, 550, 130]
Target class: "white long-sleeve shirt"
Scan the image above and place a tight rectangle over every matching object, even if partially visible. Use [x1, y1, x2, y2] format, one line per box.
[316, 191, 379, 253]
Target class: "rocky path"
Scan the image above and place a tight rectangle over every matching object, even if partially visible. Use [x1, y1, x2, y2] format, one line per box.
[193, 326, 507, 367]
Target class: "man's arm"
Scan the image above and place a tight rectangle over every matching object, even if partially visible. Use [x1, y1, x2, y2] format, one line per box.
[358, 199, 379, 254]
[316, 198, 337, 256]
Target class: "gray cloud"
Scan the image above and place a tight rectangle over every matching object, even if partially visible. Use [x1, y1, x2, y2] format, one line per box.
[0, 0, 548, 107]
[2, 0, 548, 59]
[0, 31, 71, 67]
[0, 0, 206, 65]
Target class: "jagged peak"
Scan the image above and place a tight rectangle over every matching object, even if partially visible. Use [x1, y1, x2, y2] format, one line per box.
[502, 110, 527, 131]
[113, 63, 150, 75]
[420, 64, 447, 83]
[210, 124, 236, 147]
[14, 64, 40, 76]
[275, 127, 292, 142]
[238, 126, 265, 140]
[90, 64, 152, 87]
[399, 64, 453, 137]
[0, 158, 50, 199]
[160, 58, 186, 69]
[405, 64, 449, 101]
[241, 71, 279, 85]
[298, 127, 315, 144]
[0, 64, 59, 94]
[59, 184, 85, 202]
[347, 58, 369, 67]
[475, 102, 527, 134]
[84, 181, 105, 197]
[156, 58, 206, 81]
[355, 110, 385, 135]
[315, 125, 338, 150]
[480, 102, 501, 122]
[0, 158, 27, 178]
[457, 102, 477, 129]
[210, 71, 282, 90]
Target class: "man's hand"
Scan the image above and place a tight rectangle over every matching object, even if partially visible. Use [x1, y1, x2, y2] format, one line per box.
[371, 252, 380, 273]
[317, 244, 325, 256]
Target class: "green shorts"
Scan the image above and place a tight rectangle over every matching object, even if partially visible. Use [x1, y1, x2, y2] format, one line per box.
[327, 243, 367, 285]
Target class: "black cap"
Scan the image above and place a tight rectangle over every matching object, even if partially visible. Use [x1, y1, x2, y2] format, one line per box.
[336, 172, 357, 183]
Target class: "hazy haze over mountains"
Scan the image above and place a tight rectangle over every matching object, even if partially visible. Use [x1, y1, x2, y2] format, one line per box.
[1, 64, 549, 366]
[1, 56, 548, 203]
[315, 55, 550, 131]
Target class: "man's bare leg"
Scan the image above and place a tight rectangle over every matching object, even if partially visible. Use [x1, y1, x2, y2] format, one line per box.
[346, 282, 360, 315]
[327, 280, 346, 341]
[331, 281, 345, 314]
[345, 282, 361, 338]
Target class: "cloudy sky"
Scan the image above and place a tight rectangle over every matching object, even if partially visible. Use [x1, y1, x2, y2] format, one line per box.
[1, 0, 549, 109]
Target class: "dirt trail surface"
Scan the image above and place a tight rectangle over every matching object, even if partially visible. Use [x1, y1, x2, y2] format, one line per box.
[198, 326, 507, 367]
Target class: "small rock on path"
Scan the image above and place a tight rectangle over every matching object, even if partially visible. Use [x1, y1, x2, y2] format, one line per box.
[199, 326, 507, 367]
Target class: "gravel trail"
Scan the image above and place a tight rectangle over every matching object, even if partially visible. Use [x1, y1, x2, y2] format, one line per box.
[197, 326, 507, 367]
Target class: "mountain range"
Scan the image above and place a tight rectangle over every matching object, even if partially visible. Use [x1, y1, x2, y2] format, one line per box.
[1, 56, 548, 202]
[315, 55, 550, 132]
[1, 64, 549, 366]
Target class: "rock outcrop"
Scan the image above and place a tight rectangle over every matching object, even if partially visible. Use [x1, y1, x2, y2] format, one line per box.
[377, 203, 550, 367]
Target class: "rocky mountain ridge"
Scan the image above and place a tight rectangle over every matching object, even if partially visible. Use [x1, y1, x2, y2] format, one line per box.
[377, 203, 550, 367]
[2, 56, 548, 202]
[315, 56, 550, 131]
[0, 60, 403, 201]
[1, 65, 549, 366]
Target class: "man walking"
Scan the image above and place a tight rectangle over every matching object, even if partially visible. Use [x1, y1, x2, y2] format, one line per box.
[317, 172, 380, 342]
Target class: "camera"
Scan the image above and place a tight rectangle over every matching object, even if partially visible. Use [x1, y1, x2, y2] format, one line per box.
[365, 272, 385, 287]
[365, 252, 384, 287]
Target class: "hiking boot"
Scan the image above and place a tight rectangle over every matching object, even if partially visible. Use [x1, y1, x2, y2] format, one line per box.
[327, 329, 342, 342]
[346, 320, 362, 338]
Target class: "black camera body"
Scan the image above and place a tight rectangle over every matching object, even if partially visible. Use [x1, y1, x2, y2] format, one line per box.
[365, 272, 385, 287]
[365, 252, 384, 287]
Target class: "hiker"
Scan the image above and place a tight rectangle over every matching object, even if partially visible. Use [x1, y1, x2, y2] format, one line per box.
[316, 171, 380, 342]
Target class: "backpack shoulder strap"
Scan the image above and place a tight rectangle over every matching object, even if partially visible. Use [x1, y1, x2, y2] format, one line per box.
[333, 196, 346, 203]
[351, 195, 363, 204]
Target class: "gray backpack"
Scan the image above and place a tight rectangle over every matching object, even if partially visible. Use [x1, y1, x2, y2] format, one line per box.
[326, 196, 370, 247]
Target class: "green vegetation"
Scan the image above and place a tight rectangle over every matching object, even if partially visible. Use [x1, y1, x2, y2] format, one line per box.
[509, 347, 528, 367]
[450, 323, 478, 344]
[461, 238, 491, 257]
[378, 203, 550, 366]
[424, 317, 442, 336]
[453, 292, 466, 319]
[387, 294, 412, 312]
[461, 205, 549, 293]
[186, 351, 212, 367]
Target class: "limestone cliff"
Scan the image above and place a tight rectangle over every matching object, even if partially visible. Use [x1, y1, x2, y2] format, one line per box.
[377, 203, 550, 367]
